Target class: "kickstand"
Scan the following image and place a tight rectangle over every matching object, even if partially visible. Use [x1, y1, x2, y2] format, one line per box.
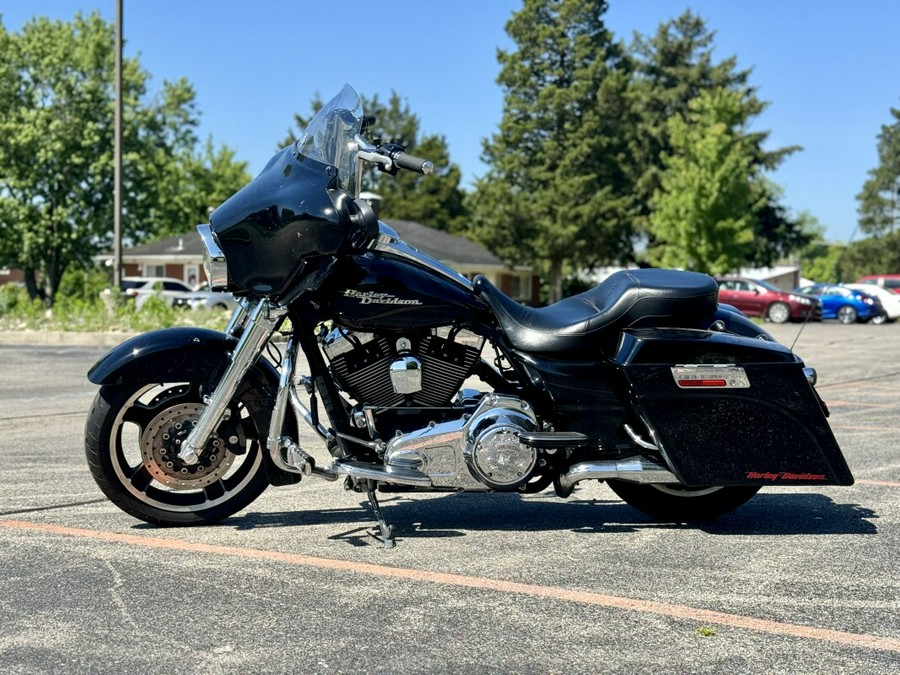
[365, 485, 396, 549]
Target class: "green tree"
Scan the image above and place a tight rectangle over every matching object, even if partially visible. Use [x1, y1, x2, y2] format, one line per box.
[628, 11, 802, 264]
[469, 0, 634, 303]
[0, 13, 248, 306]
[837, 233, 900, 281]
[646, 88, 766, 273]
[282, 90, 467, 232]
[856, 107, 900, 236]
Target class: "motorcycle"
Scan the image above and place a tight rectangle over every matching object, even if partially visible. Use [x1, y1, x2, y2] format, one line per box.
[85, 85, 853, 547]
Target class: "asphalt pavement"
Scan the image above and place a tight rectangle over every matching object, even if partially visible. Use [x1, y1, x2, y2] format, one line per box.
[0, 321, 898, 674]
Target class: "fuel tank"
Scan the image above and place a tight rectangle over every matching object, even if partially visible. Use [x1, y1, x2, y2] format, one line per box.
[325, 252, 489, 331]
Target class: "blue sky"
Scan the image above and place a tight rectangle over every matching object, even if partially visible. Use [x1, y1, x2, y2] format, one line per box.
[4, 1, 899, 244]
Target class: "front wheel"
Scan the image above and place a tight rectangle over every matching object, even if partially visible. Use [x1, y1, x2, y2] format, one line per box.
[869, 312, 887, 325]
[85, 376, 274, 526]
[606, 481, 760, 522]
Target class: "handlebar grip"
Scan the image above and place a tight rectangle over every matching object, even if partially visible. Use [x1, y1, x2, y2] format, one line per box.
[392, 152, 433, 175]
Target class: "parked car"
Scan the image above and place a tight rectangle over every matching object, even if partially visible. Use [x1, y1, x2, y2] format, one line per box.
[845, 283, 900, 324]
[111, 276, 195, 310]
[172, 282, 238, 312]
[792, 283, 883, 324]
[855, 274, 900, 295]
[715, 277, 820, 323]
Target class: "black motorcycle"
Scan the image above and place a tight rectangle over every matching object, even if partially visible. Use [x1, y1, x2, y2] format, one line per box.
[85, 85, 852, 547]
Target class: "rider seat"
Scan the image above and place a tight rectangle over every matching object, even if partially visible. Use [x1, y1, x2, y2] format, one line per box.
[473, 268, 719, 354]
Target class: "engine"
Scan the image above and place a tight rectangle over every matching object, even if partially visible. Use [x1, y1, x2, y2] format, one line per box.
[321, 326, 484, 409]
[384, 394, 540, 491]
[322, 328, 542, 491]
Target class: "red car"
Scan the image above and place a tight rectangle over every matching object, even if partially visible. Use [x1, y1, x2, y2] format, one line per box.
[855, 274, 900, 295]
[715, 277, 821, 323]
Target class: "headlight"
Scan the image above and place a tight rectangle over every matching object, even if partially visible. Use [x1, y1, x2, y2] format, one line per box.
[789, 295, 811, 305]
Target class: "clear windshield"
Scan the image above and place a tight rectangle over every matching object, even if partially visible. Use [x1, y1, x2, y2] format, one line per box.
[295, 84, 364, 194]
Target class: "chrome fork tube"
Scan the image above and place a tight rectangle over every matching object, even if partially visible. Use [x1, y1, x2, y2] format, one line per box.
[178, 299, 286, 465]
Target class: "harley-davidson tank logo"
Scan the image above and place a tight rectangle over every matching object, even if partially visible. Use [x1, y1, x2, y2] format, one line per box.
[343, 290, 423, 306]
[746, 471, 827, 481]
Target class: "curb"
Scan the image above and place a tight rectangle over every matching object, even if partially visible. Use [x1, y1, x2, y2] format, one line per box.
[0, 331, 138, 347]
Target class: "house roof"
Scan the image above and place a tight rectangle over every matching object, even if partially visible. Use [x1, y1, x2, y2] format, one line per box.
[124, 233, 205, 257]
[122, 220, 509, 268]
[386, 220, 504, 267]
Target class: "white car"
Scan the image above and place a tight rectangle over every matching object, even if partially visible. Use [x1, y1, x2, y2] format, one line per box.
[172, 283, 239, 312]
[114, 276, 194, 310]
[845, 283, 900, 323]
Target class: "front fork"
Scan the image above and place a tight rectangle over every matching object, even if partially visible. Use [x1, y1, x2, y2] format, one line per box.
[178, 298, 286, 465]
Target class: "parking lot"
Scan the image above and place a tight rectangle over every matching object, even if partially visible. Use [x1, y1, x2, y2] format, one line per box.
[1, 321, 898, 673]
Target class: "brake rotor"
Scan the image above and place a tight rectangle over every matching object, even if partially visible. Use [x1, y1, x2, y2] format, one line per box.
[141, 402, 243, 489]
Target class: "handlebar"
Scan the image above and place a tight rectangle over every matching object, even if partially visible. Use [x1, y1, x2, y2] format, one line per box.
[355, 137, 434, 175]
[382, 146, 434, 175]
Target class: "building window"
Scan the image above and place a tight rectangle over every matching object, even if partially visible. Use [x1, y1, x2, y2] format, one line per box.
[508, 275, 525, 300]
[143, 264, 164, 278]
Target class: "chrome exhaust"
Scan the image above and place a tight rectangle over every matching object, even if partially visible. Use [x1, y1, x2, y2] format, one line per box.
[558, 456, 678, 491]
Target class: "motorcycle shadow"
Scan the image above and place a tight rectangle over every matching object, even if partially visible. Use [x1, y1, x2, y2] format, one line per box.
[228, 489, 877, 543]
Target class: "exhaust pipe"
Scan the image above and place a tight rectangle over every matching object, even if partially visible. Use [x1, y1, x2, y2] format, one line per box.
[558, 456, 677, 491]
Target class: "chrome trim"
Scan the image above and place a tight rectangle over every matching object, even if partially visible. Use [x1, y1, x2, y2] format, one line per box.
[370, 222, 474, 291]
[389, 356, 423, 394]
[179, 299, 286, 464]
[803, 367, 818, 387]
[224, 298, 251, 338]
[558, 457, 678, 490]
[624, 423, 658, 450]
[196, 224, 228, 290]
[266, 335, 298, 454]
[331, 458, 432, 487]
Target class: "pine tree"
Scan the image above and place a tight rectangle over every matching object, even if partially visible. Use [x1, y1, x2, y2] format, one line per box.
[857, 107, 900, 236]
[470, 0, 633, 303]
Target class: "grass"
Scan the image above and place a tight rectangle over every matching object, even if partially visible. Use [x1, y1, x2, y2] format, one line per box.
[0, 282, 230, 334]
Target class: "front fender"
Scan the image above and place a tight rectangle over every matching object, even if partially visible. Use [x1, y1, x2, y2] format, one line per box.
[87, 327, 298, 486]
[87, 327, 243, 385]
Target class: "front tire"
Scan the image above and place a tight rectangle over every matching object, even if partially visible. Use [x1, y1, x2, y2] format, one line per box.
[85, 376, 274, 526]
[606, 481, 760, 522]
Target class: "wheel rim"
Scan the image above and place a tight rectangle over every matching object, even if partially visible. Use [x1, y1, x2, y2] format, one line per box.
[648, 484, 724, 498]
[837, 306, 857, 323]
[768, 303, 790, 323]
[109, 383, 263, 513]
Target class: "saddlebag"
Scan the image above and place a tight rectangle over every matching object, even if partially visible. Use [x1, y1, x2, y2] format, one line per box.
[614, 328, 854, 487]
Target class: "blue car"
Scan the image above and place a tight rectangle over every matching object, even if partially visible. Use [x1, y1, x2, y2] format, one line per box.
[792, 283, 883, 324]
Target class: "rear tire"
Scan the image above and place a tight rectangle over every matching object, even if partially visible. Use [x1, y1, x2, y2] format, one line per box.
[606, 481, 760, 522]
[85, 371, 276, 526]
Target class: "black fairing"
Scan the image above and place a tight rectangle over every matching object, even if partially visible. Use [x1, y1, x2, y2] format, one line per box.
[324, 253, 489, 331]
[209, 147, 350, 298]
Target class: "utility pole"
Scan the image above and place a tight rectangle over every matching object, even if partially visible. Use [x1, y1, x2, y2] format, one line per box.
[113, 0, 123, 287]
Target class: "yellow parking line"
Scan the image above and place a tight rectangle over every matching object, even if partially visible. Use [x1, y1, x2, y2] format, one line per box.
[1, 519, 899, 654]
